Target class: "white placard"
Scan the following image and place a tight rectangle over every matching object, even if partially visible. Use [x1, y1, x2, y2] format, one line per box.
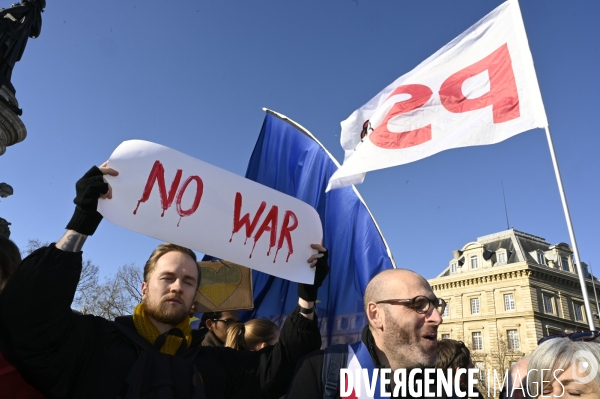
[98, 140, 322, 284]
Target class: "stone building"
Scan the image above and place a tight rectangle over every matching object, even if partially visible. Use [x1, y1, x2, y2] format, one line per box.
[319, 311, 367, 348]
[429, 228, 599, 373]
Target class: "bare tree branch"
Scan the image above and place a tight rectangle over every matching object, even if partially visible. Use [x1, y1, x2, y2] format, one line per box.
[25, 238, 144, 321]
[468, 332, 523, 398]
[22, 238, 48, 256]
[76, 263, 143, 320]
[77, 260, 99, 292]
[25, 238, 100, 311]
[117, 263, 143, 304]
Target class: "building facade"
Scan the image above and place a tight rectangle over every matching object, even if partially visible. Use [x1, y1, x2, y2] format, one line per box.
[429, 229, 599, 372]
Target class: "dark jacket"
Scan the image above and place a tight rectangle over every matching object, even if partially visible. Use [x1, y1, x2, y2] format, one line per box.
[201, 331, 225, 347]
[286, 327, 453, 399]
[286, 326, 380, 399]
[0, 245, 321, 399]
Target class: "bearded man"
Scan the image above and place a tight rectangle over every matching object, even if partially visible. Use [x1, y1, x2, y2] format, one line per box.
[0, 165, 328, 399]
[286, 268, 444, 398]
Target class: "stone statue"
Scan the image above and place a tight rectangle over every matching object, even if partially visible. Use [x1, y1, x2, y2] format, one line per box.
[0, 182, 13, 198]
[0, 182, 12, 237]
[0, 0, 45, 94]
[0, 217, 10, 237]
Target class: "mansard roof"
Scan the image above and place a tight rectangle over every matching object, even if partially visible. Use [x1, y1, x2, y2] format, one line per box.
[436, 229, 588, 278]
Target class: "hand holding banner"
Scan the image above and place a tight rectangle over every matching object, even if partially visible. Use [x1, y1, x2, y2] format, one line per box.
[98, 140, 323, 284]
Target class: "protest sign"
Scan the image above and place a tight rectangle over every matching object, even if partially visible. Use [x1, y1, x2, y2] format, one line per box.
[98, 140, 322, 284]
[195, 260, 254, 312]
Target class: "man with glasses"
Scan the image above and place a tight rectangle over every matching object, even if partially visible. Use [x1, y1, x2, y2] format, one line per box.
[200, 311, 240, 347]
[286, 268, 445, 398]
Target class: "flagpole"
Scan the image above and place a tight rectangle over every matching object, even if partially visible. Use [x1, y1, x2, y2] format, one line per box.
[544, 125, 594, 331]
[589, 262, 599, 328]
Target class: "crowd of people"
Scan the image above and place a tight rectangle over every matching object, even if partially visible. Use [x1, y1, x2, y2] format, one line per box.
[1, 165, 600, 398]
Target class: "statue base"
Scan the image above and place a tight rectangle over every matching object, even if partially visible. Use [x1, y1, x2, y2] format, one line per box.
[0, 85, 26, 156]
[0, 217, 10, 238]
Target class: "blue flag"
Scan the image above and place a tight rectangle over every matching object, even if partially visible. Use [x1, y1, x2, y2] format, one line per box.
[239, 110, 394, 346]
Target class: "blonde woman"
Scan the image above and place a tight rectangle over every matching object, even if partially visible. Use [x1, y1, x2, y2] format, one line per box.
[226, 318, 279, 351]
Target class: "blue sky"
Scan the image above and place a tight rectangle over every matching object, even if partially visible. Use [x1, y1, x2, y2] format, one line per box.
[1, 0, 598, 280]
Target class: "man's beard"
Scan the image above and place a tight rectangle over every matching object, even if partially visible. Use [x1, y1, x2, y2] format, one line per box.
[383, 309, 437, 369]
[144, 295, 189, 326]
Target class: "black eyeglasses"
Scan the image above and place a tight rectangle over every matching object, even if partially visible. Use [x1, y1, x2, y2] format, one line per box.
[376, 295, 446, 315]
[212, 318, 238, 327]
[538, 330, 600, 345]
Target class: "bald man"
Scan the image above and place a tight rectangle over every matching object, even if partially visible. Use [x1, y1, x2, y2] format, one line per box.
[286, 269, 445, 398]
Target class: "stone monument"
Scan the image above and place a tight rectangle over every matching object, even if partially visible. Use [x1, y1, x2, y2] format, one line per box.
[0, 1, 45, 236]
[0, 182, 13, 237]
[0, 0, 45, 156]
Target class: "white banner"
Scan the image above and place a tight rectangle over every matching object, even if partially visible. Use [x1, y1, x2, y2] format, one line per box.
[98, 140, 323, 284]
[328, 0, 547, 191]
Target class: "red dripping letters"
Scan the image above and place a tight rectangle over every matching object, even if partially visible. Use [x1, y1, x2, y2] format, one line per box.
[133, 160, 204, 226]
[231, 192, 298, 263]
[133, 163, 300, 262]
[231, 192, 266, 245]
[370, 43, 519, 150]
[277, 211, 298, 263]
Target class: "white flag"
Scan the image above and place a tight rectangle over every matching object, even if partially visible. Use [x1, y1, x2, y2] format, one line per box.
[327, 0, 547, 191]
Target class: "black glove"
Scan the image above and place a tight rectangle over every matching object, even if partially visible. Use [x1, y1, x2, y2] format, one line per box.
[298, 249, 329, 302]
[66, 166, 109, 236]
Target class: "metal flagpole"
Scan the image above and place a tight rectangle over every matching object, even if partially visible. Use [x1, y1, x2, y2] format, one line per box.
[544, 125, 595, 331]
[589, 262, 600, 327]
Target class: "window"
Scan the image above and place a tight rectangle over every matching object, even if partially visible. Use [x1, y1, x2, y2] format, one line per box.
[442, 303, 450, 318]
[504, 293, 515, 311]
[335, 318, 344, 330]
[470, 256, 479, 270]
[498, 251, 507, 265]
[537, 252, 546, 265]
[441, 333, 450, 340]
[561, 256, 570, 272]
[472, 332, 483, 350]
[474, 361, 485, 379]
[450, 262, 457, 274]
[507, 330, 520, 350]
[574, 302, 584, 322]
[547, 327, 562, 337]
[543, 294, 555, 314]
[471, 298, 480, 314]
